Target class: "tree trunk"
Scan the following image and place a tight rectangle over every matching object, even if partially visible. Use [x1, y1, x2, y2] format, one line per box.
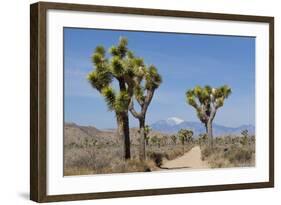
[204, 123, 208, 133]
[181, 140, 185, 153]
[203, 123, 208, 145]
[145, 138, 149, 146]
[117, 112, 131, 160]
[139, 118, 146, 161]
[207, 120, 213, 149]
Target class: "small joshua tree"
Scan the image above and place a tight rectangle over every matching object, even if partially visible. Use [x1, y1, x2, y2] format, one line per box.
[186, 85, 231, 149]
[170, 134, 177, 145]
[177, 129, 193, 153]
[128, 63, 162, 160]
[198, 133, 208, 145]
[144, 125, 151, 146]
[150, 135, 161, 148]
[241, 129, 249, 138]
[161, 135, 169, 146]
[178, 129, 184, 145]
[87, 37, 142, 160]
[241, 129, 249, 145]
[187, 130, 194, 143]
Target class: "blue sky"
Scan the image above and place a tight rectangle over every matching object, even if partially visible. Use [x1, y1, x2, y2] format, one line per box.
[64, 27, 255, 129]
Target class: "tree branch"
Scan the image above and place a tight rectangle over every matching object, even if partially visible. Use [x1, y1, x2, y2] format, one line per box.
[129, 100, 142, 119]
[209, 109, 217, 122]
[141, 89, 154, 116]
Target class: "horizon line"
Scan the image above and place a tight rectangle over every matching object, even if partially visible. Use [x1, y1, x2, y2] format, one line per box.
[64, 120, 255, 130]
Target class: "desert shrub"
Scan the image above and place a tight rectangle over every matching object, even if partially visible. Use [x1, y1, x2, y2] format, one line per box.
[126, 159, 152, 172]
[109, 159, 153, 173]
[198, 133, 208, 145]
[64, 137, 193, 176]
[201, 146, 220, 161]
[225, 147, 253, 165]
[148, 152, 166, 167]
[64, 143, 159, 175]
[165, 148, 183, 160]
[201, 147, 211, 160]
[64, 148, 96, 168]
[64, 145, 122, 174]
[200, 136, 255, 168]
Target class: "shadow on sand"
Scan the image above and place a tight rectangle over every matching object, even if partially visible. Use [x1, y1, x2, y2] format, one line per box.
[160, 166, 190, 170]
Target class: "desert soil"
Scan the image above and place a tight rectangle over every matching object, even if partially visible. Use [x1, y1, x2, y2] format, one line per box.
[161, 146, 209, 169]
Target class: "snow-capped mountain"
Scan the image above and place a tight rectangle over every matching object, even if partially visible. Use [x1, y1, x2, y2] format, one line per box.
[150, 117, 255, 136]
[164, 117, 185, 125]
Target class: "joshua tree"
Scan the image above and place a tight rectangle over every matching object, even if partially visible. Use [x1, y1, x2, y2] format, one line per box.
[150, 135, 161, 148]
[187, 130, 194, 143]
[186, 85, 231, 149]
[156, 138, 161, 148]
[87, 37, 140, 160]
[128, 63, 162, 160]
[241, 129, 249, 145]
[241, 129, 249, 138]
[177, 129, 193, 152]
[144, 125, 151, 146]
[170, 134, 177, 145]
[178, 129, 186, 146]
[161, 135, 169, 146]
[198, 133, 208, 145]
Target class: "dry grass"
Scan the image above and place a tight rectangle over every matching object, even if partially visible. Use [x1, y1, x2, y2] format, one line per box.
[200, 135, 255, 168]
[64, 131, 255, 175]
[64, 123, 195, 176]
[64, 142, 194, 176]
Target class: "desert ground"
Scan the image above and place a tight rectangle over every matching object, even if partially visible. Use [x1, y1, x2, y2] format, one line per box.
[64, 123, 255, 176]
[161, 146, 209, 169]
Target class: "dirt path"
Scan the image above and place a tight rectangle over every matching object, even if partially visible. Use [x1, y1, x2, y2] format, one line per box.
[161, 146, 209, 170]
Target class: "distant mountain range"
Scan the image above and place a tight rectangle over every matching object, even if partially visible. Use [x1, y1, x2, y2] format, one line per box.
[150, 117, 255, 136]
[65, 117, 255, 144]
[64, 122, 165, 146]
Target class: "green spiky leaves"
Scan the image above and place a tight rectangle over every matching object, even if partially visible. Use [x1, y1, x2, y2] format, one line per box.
[134, 85, 145, 103]
[92, 53, 103, 65]
[111, 57, 124, 77]
[88, 36, 162, 116]
[115, 91, 130, 113]
[88, 37, 132, 114]
[177, 129, 193, 144]
[186, 90, 197, 108]
[91, 46, 108, 73]
[190, 85, 211, 105]
[186, 85, 232, 123]
[213, 85, 232, 99]
[130, 64, 162, 112]
[100, 87, 130, 113]
[87, 70, 112, 91]
[95, 46, 106, 56]
[145, 65, 162, 90]
[109, 37, 128, 58]
[101, 86, 116, 111]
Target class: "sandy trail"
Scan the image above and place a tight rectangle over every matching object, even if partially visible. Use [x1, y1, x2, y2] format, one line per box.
[161, 146, 209, 169]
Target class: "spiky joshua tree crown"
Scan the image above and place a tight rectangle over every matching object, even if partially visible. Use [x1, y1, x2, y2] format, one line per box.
[186, 85, 231, 125]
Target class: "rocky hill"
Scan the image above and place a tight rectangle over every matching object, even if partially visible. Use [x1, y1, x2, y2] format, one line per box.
[64, 123, 166, 146]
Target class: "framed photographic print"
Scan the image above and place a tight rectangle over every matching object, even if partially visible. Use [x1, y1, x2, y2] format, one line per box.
[30, 1, 274, 202]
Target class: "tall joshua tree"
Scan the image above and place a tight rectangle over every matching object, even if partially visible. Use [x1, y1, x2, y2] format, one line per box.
[87, 37, 138, 160]
[128, 63, 162, 160]
[186, 85, 231, 149]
